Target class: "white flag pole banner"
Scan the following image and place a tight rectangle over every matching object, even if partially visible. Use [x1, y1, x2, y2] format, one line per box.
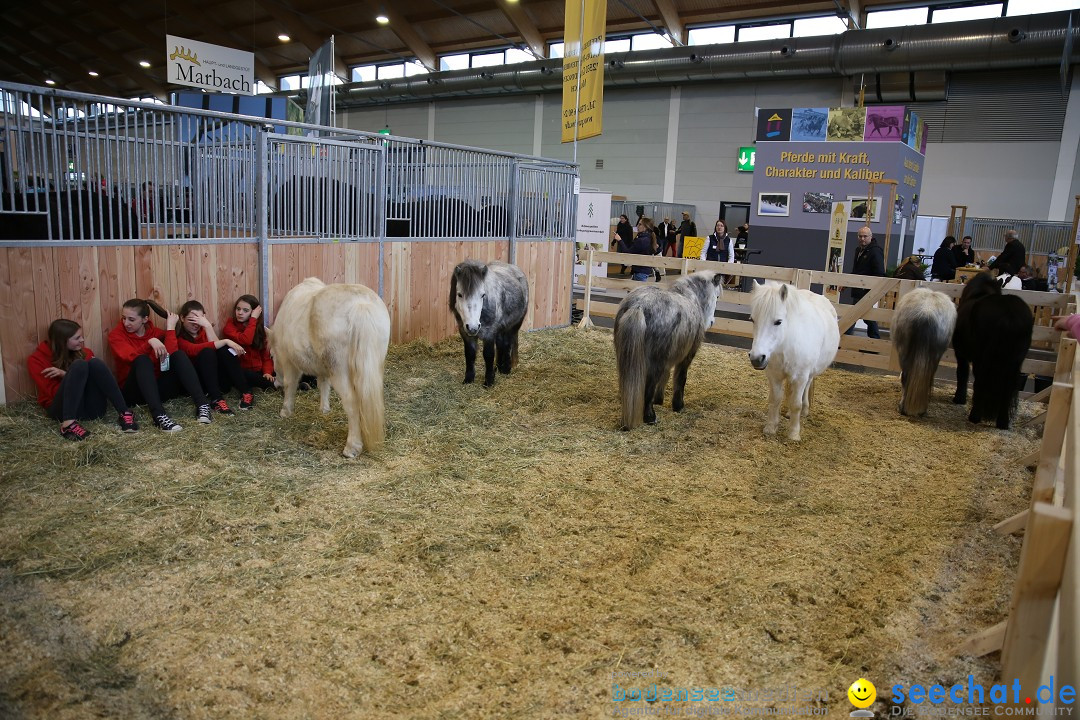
[306, 37, 335, 136]
[574, 190, 612, 282]
[166, 35, 255, 95]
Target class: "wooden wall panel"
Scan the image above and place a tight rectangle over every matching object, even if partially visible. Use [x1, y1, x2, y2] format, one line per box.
[2, 239, 569, 402]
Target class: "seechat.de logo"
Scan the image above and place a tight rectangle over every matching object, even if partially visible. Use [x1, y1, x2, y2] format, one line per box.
[891, 676, 1076, 707]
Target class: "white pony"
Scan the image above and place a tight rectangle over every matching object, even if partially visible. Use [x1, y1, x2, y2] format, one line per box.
[748, 282, 840, 441]
[271, 278, 391, 458]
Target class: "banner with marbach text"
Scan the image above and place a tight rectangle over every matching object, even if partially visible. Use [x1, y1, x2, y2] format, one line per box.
[561, 0, 605, 143]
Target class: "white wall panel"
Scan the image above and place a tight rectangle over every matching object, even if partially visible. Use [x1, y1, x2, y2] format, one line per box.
[921, 142, 1060, 219]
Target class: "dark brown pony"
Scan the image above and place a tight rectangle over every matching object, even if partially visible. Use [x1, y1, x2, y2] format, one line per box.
[952, 272, 1033, 429]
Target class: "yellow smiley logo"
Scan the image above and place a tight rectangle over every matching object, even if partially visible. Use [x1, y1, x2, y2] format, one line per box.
[848, 678, 876, 709]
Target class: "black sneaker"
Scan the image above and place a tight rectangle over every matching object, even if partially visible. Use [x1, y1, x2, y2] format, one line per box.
[212, 398, 234, 415]
[238, 392, 254, 410]
[60, 421, 90, 441]
[153, 414, 182, 432]
[197, 404, 213, 424]
[118, 410, 138, 433]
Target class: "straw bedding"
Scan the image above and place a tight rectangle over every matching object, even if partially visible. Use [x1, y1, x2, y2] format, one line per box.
[0, 328, 1038, 718]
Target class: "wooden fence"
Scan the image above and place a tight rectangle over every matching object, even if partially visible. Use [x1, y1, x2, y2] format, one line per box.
[576, 250, 1069, 379]
[0, 239, 573, 404]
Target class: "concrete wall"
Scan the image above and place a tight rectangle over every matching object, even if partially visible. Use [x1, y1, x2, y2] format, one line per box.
[340, 71, 1077, 227]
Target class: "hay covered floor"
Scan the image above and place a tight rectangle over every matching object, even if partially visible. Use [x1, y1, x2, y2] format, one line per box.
[0, 328, 1038, 719]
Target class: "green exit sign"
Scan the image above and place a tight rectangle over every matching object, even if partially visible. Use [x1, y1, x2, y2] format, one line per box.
[737, 146, 756, 172]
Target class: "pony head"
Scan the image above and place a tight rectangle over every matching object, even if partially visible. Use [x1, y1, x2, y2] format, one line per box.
[960, 271, 1002, 306]
[748, 281, 791, 370]
[451, 260, 488, 336]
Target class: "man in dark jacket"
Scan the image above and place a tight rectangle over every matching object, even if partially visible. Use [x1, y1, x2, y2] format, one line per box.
[846, 226, 886, 339]
[676, 211, 697, 257]
[988, 229, 1026, 277]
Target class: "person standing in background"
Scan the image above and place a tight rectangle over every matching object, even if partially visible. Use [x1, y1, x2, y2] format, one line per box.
[676, 211, 697, 257]
[845, 226, 885, 340]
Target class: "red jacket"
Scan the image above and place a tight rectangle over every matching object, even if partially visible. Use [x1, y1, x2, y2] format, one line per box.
[28, 341, 96, 410]
[177, 326, 217, 358]
[107, 321, 177, 386]
[223, 318, 274, 375]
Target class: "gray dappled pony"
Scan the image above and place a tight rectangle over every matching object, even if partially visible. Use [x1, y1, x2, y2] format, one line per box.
[614, 271, 723, 430]
[449, 260, 529, 387]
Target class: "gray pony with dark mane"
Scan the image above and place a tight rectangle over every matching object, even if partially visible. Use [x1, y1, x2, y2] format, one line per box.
[614, 271, 724, 430]
[449, 259, 529, 387]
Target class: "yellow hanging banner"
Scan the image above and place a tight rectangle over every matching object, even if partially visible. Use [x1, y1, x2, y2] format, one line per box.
[825, 201, 851, 303]
[561, 0, 605, 143]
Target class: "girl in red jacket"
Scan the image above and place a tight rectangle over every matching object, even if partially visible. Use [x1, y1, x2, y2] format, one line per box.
[222, 294, 276, 391]
[176, 300, 254, 412]
[107, 298, 210, 431]
[28, 319, 138, 440]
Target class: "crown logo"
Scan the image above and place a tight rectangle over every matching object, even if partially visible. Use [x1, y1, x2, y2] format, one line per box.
[169, 46, 200, 65]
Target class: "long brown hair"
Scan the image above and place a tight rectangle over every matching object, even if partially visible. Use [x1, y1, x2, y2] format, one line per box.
[176, 300, 206, 342]
[47, 319, 85, 370]
[122, 297, 168, 320]
[235, 294, 267, 350]
[639, 217, 658, 254]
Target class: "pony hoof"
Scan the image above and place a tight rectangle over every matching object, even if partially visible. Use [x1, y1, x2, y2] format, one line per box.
[952, 395, 965, 405]
[342, 444, 362, 458]
[787, 432, 801, 442]
[280, 408, 292, 418]
[462, 377, 474, 385]
[483, 379, 495, 388]
[763, 425, 777, 436]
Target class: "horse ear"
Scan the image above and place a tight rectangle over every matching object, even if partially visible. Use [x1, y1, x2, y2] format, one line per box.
[711, 272, 724, 287]
[780, 284, 789, 301]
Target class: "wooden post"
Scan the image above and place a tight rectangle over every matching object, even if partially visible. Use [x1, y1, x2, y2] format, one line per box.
[577, 248, 595, 328]
[867, 179, 899, 265]
[1066, 195, 1080, 294]
[949, 205, 968, 242]
[1000, 502, 1073, 700]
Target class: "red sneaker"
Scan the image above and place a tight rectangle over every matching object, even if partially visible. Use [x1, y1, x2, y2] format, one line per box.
[239, 392, 254, 410]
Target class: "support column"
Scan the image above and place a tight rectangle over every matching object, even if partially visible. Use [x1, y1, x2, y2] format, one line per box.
[1049, 73, 1080, 221]
[662, 86, 680, 203]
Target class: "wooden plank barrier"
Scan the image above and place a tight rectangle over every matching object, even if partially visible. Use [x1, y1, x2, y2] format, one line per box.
[576, 251, 1069, 378]
[0, 238, 573, 404]
[951, 334, 1078, 706]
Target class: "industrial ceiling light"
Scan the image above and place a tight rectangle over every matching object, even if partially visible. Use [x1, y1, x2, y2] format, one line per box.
[376, 14, 389, 24]
[139, 60, 151, 68]
[88, 70, 99, 76]
[44, 78, 56, 85]
[278, 33, 291, 42]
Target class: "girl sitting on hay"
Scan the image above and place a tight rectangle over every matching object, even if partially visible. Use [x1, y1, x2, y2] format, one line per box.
[28, 319, 139, 440]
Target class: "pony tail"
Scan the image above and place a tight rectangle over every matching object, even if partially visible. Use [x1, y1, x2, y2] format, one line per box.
[349, 306, 389, 451]
[144, 299, 169, 319]
[615, 306, 647, 430]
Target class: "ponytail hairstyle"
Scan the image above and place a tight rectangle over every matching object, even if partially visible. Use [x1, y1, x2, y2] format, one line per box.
[122, 297, 168, 320]
[235, 294, 267, 350]
[176, 300, 206, 342]
[47, 319, 85, 370]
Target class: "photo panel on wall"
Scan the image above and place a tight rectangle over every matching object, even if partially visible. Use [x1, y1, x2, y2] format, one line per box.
[847, 195, 882, 223]
[758, 192, 790, 218]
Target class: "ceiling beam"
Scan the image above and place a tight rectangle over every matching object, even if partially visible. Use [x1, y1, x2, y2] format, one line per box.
[651, 0, 686, 45]
[0, 33, 123, 97]
[253, 0, 349, 79]
[359, 1, 436, 70]
[10, 6, 165, 99]
[496, 0, 546, 59]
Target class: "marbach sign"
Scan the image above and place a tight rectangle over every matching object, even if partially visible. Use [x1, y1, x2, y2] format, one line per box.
[166, 35, 255, 95]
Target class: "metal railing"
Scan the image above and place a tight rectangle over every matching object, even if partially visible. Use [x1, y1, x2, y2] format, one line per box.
[0, 81, 578, 249]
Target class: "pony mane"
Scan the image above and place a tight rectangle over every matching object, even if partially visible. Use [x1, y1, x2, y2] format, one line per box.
[453, 260, 488, 297]
[960, 271, 1002, 304]
[750, 282, 788, 318]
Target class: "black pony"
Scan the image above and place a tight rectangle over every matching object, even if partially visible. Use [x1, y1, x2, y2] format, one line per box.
[952, 272, 1033, 429]
[449, 260, 530, 387]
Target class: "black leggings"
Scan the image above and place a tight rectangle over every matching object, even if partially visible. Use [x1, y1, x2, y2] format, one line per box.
[193, 347, 250, 399]
[47, 358, 128, 422]
[240, 369, 276, 391]
[122, 352, 207, 417]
